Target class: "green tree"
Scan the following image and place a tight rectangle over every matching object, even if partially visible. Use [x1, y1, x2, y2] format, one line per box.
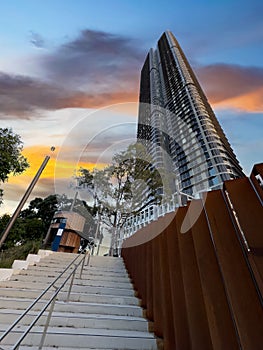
[0, 128, 29, 203]
[0, 213, 43, 267]
[20, 195, 58, 234]
[0, 213, 43, 249]
[78, 143, 162, 255]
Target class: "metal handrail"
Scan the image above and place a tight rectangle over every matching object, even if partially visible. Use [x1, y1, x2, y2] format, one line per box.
[0, 250, 90, 349]
[223, 189, 250, 252]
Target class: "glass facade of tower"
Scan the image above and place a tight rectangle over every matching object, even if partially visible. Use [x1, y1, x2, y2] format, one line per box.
[137, 31, 244, 199]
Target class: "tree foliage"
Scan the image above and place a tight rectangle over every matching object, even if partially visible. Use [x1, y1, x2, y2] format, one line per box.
[20, 194, 59, 234]
[0, 213, 44, 249]
[0, 128, 29, 203]
[77, 143, 163, 254]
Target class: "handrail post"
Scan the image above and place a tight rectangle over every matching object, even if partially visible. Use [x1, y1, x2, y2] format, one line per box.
[67, 266, 77, 302]
[38, 297, 56, 350]
[86, 251, 91, 266]
[79, 253, 86, 279]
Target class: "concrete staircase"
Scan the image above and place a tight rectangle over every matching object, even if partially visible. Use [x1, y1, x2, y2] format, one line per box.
[0, 252, 158, 349]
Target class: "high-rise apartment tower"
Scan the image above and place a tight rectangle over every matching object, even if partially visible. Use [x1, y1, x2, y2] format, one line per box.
[137, 31, 244, 200]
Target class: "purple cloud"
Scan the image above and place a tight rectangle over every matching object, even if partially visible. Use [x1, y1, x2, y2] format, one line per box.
[0, 29, 143, 119]
[195, 63, 263, 104]
[40, 29, 143, 89]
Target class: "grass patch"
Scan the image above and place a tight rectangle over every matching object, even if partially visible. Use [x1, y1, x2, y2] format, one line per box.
[0, 240, 42, 268]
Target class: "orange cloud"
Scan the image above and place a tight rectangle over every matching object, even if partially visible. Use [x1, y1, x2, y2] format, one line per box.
[0, 144, 109, 214]
[8, 145, 106, 187]
[213, 87, 263, 112]
[196, 63, 263, 112]
[62, 91, 139, 109]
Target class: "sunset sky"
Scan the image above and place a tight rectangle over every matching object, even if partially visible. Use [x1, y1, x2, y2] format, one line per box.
[0, 0, 262, 214]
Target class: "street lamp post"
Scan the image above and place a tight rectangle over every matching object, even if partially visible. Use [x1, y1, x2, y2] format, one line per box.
[0, 147, 55, 249]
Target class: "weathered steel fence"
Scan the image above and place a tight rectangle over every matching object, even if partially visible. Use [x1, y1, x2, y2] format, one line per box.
[122, 164, 263, 349]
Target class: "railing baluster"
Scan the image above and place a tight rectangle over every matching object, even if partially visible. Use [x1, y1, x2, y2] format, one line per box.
[79, 252, 86, 279]
[67, 266, 77, 302]
[38, 296, 57, 350]
[86, 251, 91, 266]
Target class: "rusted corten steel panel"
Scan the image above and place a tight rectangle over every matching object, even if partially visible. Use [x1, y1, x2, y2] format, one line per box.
[158, 228, 176, 348]
[121, 170, 263, 350]
[204, 190, 263, 349]
[188, 199, 239, 349]
[146, 240, 154, 321]
[139, 244, 147, 309]
[166, 214, 190, 349]
[152, 231, 164, 338]
[224, 178, 263, 249]
[224, 177, 263, 296]
[176, 206, 213, 350]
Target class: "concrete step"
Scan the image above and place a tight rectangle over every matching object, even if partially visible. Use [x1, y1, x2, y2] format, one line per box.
[38, 254, 80, 261]
[74, 269, 130, 281]
[26, 264, 129, 277]
[9, 274, 134, 289]
[89, 256, 126, 265]
[88, 262, 127, 273]
[73, 278, 133, 289]
[39, 255, 125, 266]
[0, 325, 157, 349]
[31, 263, 128, 277]
[36, 257, 79, 266]
[0, 298, 144, 317]
[29, 261, 78, 269]
[18, 268, 130, 282]
[39, 257, 79, 264]
[41, 252, 79, 259]
[0, 309, 148, 331]
[0, 287, 139, 305]
[0, 281, 135, 296]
